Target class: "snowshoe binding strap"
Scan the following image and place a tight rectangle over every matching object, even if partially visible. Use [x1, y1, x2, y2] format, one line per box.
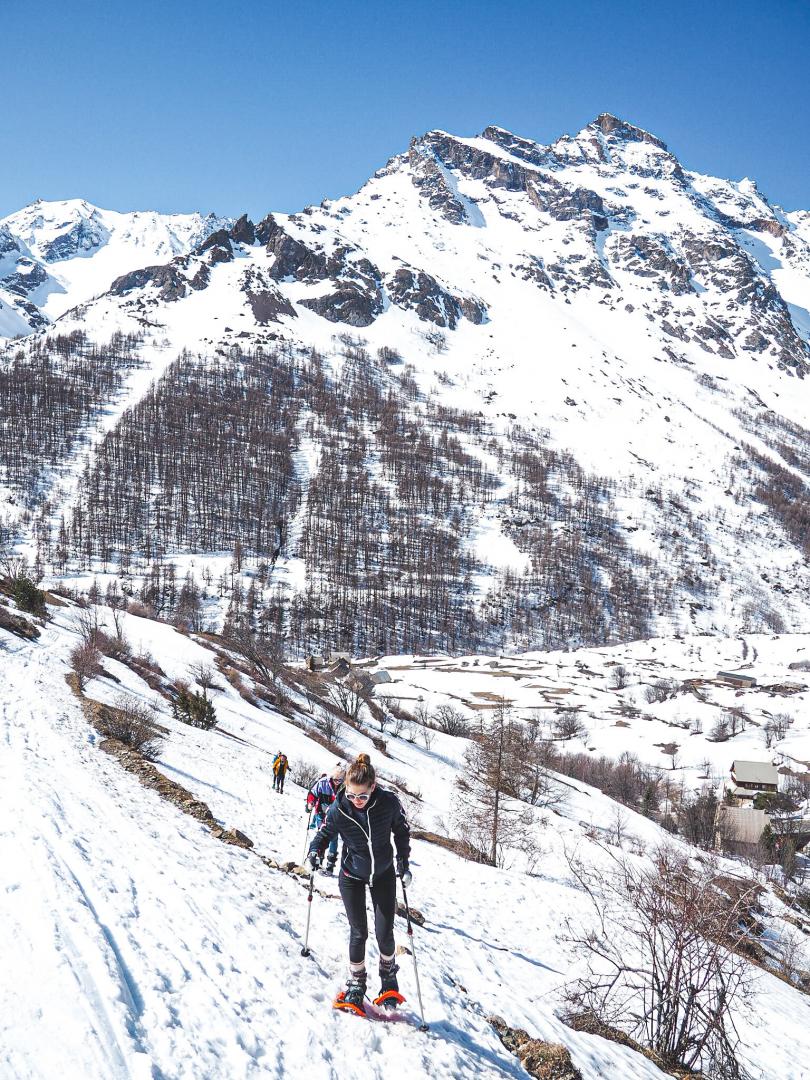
[333, 991, 367, 1018]
[373, 989, 406, 1010]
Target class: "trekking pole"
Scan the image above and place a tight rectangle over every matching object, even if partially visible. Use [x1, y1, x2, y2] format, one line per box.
[301, 807, 313, 865]
[301, 868, 315, 957]
[400, 876, 429, 1032]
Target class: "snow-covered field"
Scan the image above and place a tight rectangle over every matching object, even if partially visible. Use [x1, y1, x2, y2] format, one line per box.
[368, 635, 810, 792]
[3, 595, 810, 1079]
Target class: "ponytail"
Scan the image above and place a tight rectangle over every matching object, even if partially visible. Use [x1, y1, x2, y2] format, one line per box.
[346, 753, 375, 786]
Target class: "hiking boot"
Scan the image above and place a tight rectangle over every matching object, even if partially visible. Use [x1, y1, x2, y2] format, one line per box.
[342, 972, 367, 1011]
[374, 960, 403, 1008]
[379, 960, 399, 994]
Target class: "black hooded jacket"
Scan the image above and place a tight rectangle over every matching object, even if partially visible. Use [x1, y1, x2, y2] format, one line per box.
[308, 786, 410, 882]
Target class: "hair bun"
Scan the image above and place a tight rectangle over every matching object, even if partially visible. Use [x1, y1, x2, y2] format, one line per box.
[356, 753, 371, 766]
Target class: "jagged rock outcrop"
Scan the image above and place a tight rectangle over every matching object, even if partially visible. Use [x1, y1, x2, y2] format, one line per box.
[387, 267, 486, 327]
[229, 214, 256, 246]
[609, 233, 694, 295]
[408, 141, 472, 224]
[40, 213, 109, 262]
[111, 262, 204, 306]
[2, 258, 50, 299]
[266, 227, 330, 283]
[300, 283, 382, 326]
[196, 229, 234, 262]
[240, 266, 296, 323]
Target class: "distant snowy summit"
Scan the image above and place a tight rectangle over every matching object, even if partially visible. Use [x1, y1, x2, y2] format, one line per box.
[0, 197, 228, 334]
[3, 112, 806, 379]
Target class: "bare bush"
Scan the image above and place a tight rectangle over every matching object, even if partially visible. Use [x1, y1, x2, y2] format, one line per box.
[327, 678, 366, 723]
[73, 607, 130, 661]
[101, 696, 163, 761]
[410, 702, 433, 728]
[644, 678, 677, 704]
[433, 704, 468, 736]
[609, 664, 629, 690]
[289, 758, 323, 791]
[660, 741, 680, 770]
[70, 640, 104, 691]
[763, 711, 792, 747]
[553, 709, 588, 742]
[550, 747, 661, 819]
[313, 707, 344, 752]
[710, 717, 730, 742]
[565, 845, 754, 1079]
[726, 709, 749, 737]
[190, 661, 219, 691]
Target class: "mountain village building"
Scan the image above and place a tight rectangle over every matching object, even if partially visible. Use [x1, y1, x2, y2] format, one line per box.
[728, 760, 779, 802]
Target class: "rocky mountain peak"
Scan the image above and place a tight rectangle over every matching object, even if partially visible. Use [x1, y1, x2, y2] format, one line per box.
[589, 112, 669, 150]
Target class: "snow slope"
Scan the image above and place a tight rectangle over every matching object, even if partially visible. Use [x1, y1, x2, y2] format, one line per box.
[2, 595, 810, 1079]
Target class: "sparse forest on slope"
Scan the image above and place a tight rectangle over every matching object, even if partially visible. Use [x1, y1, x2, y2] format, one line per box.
[2, 114, 810, 653]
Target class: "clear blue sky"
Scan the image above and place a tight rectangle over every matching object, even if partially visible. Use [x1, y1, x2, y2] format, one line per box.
[2, 0, 808, 219]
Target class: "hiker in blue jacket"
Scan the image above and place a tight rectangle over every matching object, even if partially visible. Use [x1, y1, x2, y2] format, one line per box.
[308, 753, 411, 1013]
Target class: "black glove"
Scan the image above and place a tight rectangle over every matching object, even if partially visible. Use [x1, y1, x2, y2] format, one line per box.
[397, 859, 412, 887]
[308, 851, 322, 872]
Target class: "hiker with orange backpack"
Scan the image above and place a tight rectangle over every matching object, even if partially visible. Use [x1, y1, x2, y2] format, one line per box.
[272, 751, 288, 793]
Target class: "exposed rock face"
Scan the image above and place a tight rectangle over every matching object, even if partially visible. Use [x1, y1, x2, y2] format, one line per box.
[681, 235, 810, 371]
[196, 229, 233, 259]
[408, 142, 472, 224]
[0, 225, 21, 259]
[480, 125, 552, 168]
[300, 284, 382, 326]
[387, 267, 485, 328]
[267, 228, 330, 283]
[240, 266, 296, 323]
[229, 214, 256, 245]
[513, 254, 554, 291]
[752, 218, 787, 239]
[110, 262, 191, 302]
[254, 213, 280, 246]
[410, 131, 615, 237]
[594, 111, 670, 150]
[260, 221, 386, 325]
[2, 258, 50, 298]
[609, 233, 694, 295]
[41, 214, 109, 262]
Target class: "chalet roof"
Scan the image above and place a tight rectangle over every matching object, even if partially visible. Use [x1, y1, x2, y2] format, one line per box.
[717, 806, 769, 846]
[731, 760, 779, 786]
[717, 670, 757, 685]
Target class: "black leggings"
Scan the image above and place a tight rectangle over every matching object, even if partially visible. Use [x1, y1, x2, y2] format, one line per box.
[339, 865, 396, 964]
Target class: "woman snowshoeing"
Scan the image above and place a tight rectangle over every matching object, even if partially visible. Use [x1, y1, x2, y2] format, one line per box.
[307, 753, 411, 1015]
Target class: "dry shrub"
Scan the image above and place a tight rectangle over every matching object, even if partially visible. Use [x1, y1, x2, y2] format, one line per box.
[564, 844, 754, 1079]
[70, 640, 104, 690]
[289, 758, 323, 790]
[100, 696, 163, 761]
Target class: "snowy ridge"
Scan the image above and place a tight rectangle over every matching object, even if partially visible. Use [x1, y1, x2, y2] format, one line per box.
[0, 199, 228, 331]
